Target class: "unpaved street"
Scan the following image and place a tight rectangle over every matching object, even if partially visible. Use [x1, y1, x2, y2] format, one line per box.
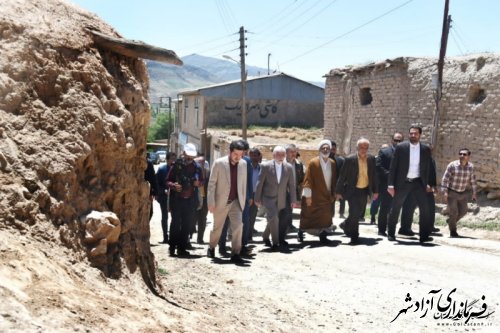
[149, 202, 500, 332]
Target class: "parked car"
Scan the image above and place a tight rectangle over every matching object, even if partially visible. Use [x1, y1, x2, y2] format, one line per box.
[157, 150, 167, 163]
[147, 152, 159, 164]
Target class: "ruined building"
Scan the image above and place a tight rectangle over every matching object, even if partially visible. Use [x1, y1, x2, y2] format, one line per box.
[324, 54, 500, 198]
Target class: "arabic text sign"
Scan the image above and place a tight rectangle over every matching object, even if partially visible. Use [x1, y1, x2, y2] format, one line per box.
[391, 288, 494, 326]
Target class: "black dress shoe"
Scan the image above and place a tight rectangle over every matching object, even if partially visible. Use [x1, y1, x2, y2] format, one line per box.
[281, 240, 289, 246]
[218, 247, 228, 256]
[387, 235, 396, 241]
[419, 236, 433, 243]
[264, 239, 272, 247]
[349, 238, 359, 245]
[378, 231, 387, 236]
[271, 244, 280, 252]
[169, 246, 176, 256]
[288, 225, 298, 233]
[240, 246, 253, 256]
[186, 242, 194, 250]
[230, 254, 245, 264]
[398, 229, 415, 236]
[431, 227, 440, 233]
[207, 248, 215, 258]
[319, 231, 329, 244]
[297, 229, 304, 242]
[177, 249, 190, 256]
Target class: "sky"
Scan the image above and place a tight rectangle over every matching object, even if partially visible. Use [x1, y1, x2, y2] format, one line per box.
[70, 0, 500, 82]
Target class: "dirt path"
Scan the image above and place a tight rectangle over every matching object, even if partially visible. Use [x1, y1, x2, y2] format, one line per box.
[149, 201, 500, 332]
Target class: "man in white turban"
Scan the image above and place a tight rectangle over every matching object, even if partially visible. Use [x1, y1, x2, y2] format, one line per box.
[298, 140, 337, 243]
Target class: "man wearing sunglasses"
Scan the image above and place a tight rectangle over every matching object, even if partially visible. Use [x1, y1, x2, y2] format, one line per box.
[441, 148, 478, 237]
[376, 132, 404, 236]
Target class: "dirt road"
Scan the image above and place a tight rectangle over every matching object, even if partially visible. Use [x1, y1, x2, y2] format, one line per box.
[149, 201, 500, 332]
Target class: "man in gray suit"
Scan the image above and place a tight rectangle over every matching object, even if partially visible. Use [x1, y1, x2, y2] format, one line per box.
[207, 140, 248, 264]
[255, 146, 296, 250]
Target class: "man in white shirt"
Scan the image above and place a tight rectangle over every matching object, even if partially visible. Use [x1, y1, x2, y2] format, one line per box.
[387, 125, 433, 243]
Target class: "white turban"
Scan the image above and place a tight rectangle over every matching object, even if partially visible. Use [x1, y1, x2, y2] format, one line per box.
[318, 139, 332, 150]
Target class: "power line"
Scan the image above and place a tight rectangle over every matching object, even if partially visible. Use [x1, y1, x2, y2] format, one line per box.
[281, 0, 415, 66]
[450, 21, 470, 54]
[215, 0, 237, 34]
[253, 0, 310, 35]
[253, 0, 339, 54]
[450, 28, 465, 55]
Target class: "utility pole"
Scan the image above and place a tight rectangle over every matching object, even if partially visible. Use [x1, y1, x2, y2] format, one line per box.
[268, 53, 271, 75]
[431, 0, 451, 147]
[239, 26, 247, 140]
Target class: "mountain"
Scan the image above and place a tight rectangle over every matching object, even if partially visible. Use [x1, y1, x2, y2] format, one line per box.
[146, 54, 324, 103]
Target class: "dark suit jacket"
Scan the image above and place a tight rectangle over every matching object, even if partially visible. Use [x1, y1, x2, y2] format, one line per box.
[376, 146, 395, 190]
[335, 154, 378, 198]
[388, 141, 432, 190]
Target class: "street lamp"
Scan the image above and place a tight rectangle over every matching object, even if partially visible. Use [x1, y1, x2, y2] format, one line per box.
[223, 54, 247, 140]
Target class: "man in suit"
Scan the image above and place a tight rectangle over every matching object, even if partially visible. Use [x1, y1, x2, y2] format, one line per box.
[155, 152, 177, 243]
[248, 147, 262, 242]
[166, 143, 203, 256]
[330, 141, 346, 218]
[255, 145, 296, 250]
[375, 132, 403, 236]
[207, 140, 248, 264]
[336, 137, 378, 244]
[387, 125, 433, 243]
[284, 144, 304, 234]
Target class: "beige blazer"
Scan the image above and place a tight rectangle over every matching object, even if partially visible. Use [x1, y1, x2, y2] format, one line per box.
[207, 155, 247, 211]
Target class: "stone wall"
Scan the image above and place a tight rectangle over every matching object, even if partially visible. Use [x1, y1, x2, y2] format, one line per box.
[324, 54, 500, 196]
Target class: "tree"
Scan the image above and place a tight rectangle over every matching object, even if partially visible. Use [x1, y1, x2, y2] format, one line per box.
[147, 112, 174, 142]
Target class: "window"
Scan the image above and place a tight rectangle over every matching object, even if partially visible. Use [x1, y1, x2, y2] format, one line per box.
[184, 97, 188, 124]
[467, 84, 486, 105]
[360, 87, 373, 106]
[195, 97, 199, 127]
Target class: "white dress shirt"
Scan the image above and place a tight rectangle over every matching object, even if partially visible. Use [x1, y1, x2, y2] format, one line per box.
[407, 142, 420, 178]
[275, 161, 282, 184]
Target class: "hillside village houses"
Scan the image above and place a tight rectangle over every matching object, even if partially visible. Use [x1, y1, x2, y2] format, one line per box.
[165, 53, 500, 199]
[170, 73, 324, 162]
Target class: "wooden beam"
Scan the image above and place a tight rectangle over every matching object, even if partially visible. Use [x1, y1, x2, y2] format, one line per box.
[87, 29, 183, 66]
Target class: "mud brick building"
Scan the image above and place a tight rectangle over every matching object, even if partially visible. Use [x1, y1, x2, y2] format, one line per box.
[324, 54, 500, 198]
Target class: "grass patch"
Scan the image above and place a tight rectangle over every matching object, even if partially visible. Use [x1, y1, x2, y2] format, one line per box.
[435, 215, 500, 231]
[158, 267, 169, 276]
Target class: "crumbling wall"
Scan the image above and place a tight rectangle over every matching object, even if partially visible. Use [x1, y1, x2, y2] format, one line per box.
[324, 59, 411, 155]
[0, 0, 159, 287]
[324, 54, 500, 197]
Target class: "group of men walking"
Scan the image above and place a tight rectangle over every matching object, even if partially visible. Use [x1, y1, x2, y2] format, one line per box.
[148, 124, 478, 264]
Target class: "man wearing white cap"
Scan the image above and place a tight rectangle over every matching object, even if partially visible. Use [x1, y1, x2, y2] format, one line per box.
[299, 140, 337, 243]
[166, 143, 203, 256]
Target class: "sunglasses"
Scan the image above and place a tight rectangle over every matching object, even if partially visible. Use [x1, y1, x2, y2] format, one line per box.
[393, 139, 402, 143]
[459, 153, 468, 156]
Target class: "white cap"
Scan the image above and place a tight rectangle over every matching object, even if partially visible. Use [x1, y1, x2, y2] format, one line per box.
[184, 143, 197, 157]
